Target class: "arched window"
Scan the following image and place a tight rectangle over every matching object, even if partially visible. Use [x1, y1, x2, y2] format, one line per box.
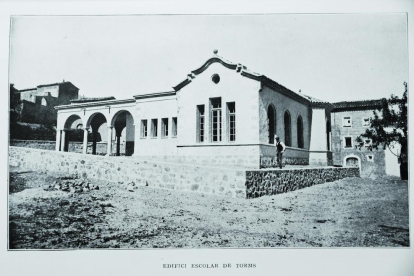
[41, 98, 48, 106]
[297, 116, 304, 148]
[284, 111, 291, 147]
[267, 105, 276, 144]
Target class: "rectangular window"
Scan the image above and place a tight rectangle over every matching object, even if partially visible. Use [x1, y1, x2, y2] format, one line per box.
[364, 139, 372, 147]
[344, 136, 353, 148]
[151, 119, 158, 137]
[227, 102, 236, 142]
[172, 117, 177, 137]
[362, 117, 371, 126]
[161, 118, 168, 138]
[141, 120, 148, 138]
[197, 105, 205, 142]
[342, 116, 352, 127]
[366, 155, 374, 162]
[210, 98, 222, 142]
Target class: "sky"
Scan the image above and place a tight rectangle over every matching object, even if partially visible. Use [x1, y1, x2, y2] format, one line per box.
[9, 14, 408, 103]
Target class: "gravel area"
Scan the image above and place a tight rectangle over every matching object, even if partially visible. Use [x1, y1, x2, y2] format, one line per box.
[8, 167, 409, 249]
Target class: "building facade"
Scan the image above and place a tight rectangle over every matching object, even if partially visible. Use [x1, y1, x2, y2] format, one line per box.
[55, 53, 333, 169]
[12, 81, 79, 125]
[331, 100, 401, 177]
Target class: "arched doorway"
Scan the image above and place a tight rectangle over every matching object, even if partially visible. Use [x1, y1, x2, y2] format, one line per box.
[62, 115, 83, 152]
[346, 157, 359, 167]
[87, 113, 107, 155]
[284, 111, 291, 147]
[111, 110, 135, 156]
[267, 105, 276, 144]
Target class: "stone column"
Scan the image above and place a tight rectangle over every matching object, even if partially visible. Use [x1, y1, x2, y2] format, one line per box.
[61, 130, 66, 152]
[92, 131, 97, 155]
[106, 126, 113, 156]
[116, 134, 121, 156]
[55, 129, 62, 151]
[82, 128, 89, 154]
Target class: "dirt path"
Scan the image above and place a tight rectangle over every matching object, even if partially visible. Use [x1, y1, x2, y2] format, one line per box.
[8, 167, 409, 249]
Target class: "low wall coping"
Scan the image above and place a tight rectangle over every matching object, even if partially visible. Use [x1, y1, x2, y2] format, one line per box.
[9, 146, 247, 172]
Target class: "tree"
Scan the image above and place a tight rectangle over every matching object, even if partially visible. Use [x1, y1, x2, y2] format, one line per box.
[9, 84, 22, 123]
[362, 82, 408, 179]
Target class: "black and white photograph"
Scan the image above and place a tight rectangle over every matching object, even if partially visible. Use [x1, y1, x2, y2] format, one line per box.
[2, 1, 414, 275]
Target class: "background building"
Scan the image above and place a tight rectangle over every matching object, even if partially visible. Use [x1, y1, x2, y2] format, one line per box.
[12, 81, 79, 125]
[331, 100, 401, 177]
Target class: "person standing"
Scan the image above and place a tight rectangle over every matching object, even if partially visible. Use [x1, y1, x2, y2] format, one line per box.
[275, 135, 286, 169]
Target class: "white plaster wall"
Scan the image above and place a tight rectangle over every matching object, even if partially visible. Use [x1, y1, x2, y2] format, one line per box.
[309, 108, 328, 151]
[385, 142, 401, 176]
[37, 85, 59, 97]
[176, 62, 261, 156]
[134, 96, 178, 155]
[125, 113, 135, 142]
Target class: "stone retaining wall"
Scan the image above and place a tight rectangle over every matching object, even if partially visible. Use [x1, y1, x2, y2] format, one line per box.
[245, 167, 360, 199]
[10, 140, 125, 156]
[9, 147, 359, 199]
[9, 147, 246, 198]
[131, 154, 260, 169]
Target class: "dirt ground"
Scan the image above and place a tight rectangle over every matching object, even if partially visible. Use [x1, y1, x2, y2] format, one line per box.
[8, 166, 409, 249]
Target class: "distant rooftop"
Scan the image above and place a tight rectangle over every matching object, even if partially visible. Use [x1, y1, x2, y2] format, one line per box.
[17, 81, 79, 92]
[332, 99, 384, 111]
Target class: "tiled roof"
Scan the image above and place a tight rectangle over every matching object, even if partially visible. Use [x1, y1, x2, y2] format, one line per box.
[16, 81, 79, 92]
[37, 81, 77, 89]
[332, 99, 384, 110]
[70, 96, 116, 103]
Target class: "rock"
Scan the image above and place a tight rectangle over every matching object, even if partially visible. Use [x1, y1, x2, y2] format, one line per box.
[94, 186, 99, 190]
[54, 184, 61, 190]
[126, 184, 134, 192]
[59, 200, 70, 206]
[42, 184, 49, 191]
[83, 187, 89, 192]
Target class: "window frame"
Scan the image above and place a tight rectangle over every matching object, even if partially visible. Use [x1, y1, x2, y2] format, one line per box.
[210, 97, 222, 142]
[366, 155, 374, 162]
[141, 119, 148, 138]
[362, 117, 371, 127]
[284, 110, 292, 147]
[197, 105, 205, 143]
[342, 116, 352, 127]
[172, 117, 177, 138]
[297, 115, 304, 149]
[161, 118, 169, 138]
[151, 118, 158, 138]
[343, 135, 353, 148]
[227, 102, 236, 142]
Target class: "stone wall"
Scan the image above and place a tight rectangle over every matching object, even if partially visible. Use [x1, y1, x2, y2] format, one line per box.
[10, 140, 125, 156]
[9, 147, 246, 198]
[260, 145, 309, 168]
[132, 153, 260, 169]
[245, 167, 360, 199]
[9, 147, 360, 199]
[331, 110, 388, 178]
[10, 139, 55, 151]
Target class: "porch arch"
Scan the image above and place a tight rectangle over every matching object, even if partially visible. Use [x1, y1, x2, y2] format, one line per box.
[110, 110, 135, 156]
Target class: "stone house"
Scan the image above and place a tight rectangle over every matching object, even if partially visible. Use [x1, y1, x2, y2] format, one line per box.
[12, 81, 79, 125]
[331, 100, 401, 177]
[55, 52, 334, 169]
